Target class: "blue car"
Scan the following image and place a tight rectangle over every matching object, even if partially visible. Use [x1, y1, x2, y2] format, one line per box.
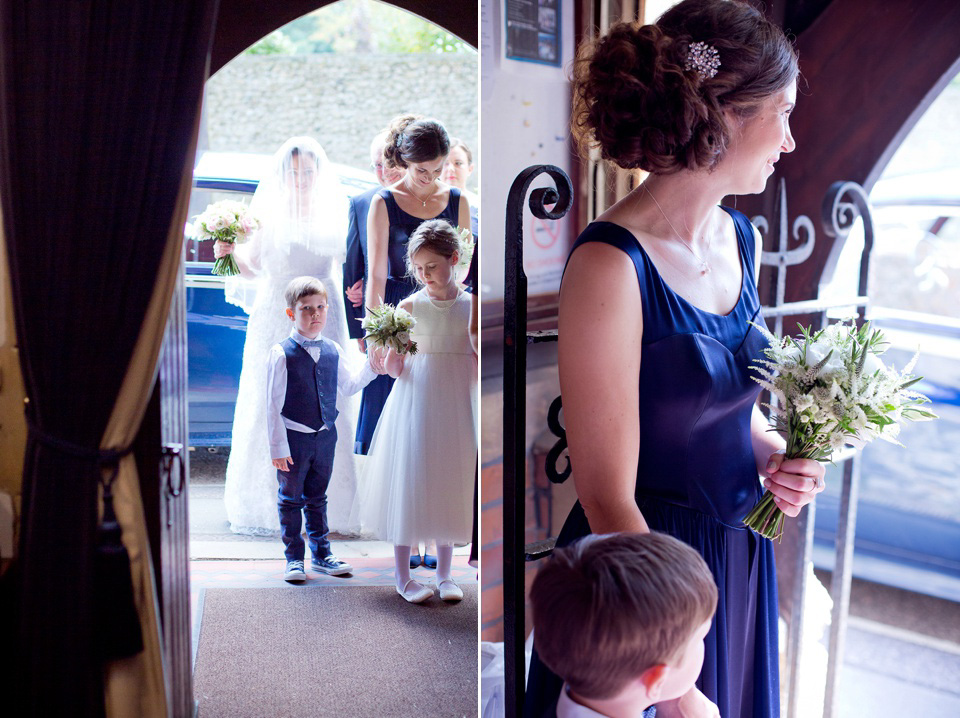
[185, 151, 376, 446]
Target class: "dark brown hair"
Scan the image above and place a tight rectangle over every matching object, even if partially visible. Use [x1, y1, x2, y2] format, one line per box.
[384, 117, 450, 169]
[284, 276, 327, 309]
[572, 0, 798, 173]
[530, 532, 718, 700]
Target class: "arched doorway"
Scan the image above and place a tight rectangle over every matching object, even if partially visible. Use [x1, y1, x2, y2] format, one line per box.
[150, 2, 479, 715]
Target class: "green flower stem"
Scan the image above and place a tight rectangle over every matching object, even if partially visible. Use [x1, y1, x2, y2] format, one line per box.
[212, 255, 240, 277]
[742, 490, 785, 542]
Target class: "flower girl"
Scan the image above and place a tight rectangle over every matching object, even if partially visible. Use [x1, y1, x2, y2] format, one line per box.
[361, 219, 478, 603]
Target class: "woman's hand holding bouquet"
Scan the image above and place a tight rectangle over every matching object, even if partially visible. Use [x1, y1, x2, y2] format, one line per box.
[192, 199, 260, 276]
[744, 319, 936, 541]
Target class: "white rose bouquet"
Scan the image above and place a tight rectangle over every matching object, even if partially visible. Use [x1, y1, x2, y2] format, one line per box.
[362, 303, 418, 355]
[456, 226, 475, 273]
[192, 199, 261, 276]
[744, 319, 937, 541]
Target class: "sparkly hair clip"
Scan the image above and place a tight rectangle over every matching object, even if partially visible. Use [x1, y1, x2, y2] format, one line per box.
[395, 133, 404, 148]
[685, 41, 721, 82]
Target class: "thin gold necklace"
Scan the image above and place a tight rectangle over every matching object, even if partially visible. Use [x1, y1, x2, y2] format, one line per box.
[643, 185, 712, 275]
[406, 178, 433, 208]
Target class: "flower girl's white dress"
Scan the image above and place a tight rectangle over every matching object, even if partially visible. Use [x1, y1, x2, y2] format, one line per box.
[360, 288, 478, 545]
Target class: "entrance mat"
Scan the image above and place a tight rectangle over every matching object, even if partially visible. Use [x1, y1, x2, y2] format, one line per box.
[194, 585, 478, 717]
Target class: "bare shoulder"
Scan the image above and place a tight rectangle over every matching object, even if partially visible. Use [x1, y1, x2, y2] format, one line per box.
[560, 234, 643, 342]
[369, 192, 386, 211]
[398, 296, 415, 312]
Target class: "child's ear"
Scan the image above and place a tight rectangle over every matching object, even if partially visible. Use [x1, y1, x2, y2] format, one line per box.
[640, 664, 667, 702]
[285, 308, 295, 320]
[450, 251, 459, 266]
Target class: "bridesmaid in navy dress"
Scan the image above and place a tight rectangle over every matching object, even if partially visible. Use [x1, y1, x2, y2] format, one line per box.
[525, 2, 826, 717]
[357, 117, 471, 454]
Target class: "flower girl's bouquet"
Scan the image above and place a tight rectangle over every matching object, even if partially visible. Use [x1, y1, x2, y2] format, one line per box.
[362, 303, 418, 355]
[192, 200, 260, 276]
[744, 319, 937, 541]
[456, 226, 476, 274]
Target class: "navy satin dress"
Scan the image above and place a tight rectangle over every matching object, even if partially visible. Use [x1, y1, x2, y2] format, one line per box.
[354, 186, 462, 454]
[524, 207, 779, 718]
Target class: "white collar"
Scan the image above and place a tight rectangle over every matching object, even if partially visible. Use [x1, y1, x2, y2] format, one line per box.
[556, 685, 609, 718]
[556, 685, 655, 718]
[291, 329, 324, 346]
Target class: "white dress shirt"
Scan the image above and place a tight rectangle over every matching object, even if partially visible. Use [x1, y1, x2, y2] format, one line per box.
[266, 329, 375, 459]
[556, 684, 656, 718]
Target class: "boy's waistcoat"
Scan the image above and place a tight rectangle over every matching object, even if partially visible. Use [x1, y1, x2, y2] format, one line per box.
[281, 337, 340, 430]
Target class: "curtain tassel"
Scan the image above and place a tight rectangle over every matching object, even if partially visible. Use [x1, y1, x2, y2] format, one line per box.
[95, 466, 144, 660]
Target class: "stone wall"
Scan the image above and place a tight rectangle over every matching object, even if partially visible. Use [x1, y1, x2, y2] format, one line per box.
[204, 53, 479, 191]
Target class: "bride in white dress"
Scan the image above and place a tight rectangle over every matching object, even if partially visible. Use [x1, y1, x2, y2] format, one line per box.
[217, 136, 362, 536]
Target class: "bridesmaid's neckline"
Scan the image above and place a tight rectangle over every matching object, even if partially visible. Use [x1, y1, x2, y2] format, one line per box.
[593, 207, 747, 319]
[389, 187, 454, 221]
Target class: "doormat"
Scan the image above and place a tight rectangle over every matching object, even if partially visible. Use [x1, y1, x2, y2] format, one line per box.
[194, 585, 478, 717]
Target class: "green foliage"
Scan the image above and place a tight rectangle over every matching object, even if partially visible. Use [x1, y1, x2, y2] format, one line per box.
[246, 30, 297, 55]
[246, 0, 473, 56]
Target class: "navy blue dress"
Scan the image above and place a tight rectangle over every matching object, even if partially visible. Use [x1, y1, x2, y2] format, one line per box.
[354, 186, 462, 454]
[524, 207, 779, 718]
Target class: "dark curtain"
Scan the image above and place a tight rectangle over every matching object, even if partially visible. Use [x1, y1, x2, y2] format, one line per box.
[0, 1, 218, 714]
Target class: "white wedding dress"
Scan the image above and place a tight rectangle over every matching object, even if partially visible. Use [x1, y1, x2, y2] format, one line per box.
[223, 244, 362, 535]
[360, 289, 478, 545]
[222, 136, 361, 536]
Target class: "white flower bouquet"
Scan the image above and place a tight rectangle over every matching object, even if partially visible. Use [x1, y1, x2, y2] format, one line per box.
[362, 303, 418, 355]
[456, 226, 476, 272]
[744, 319, 937, 541]
[192, 199, 260, 276]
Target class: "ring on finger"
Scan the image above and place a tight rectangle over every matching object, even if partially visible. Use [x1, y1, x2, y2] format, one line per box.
[815, 475, 824, 491]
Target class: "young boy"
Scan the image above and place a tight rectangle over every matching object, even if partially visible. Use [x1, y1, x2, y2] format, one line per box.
[529, 532, 720, 718]
[267, 276, 381, 583]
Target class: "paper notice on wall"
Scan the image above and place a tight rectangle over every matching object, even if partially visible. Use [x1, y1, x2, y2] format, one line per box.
[524, 198, 571, 295]
[502, 0, 561, 68]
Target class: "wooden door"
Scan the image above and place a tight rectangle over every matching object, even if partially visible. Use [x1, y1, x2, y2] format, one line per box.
[138, 253, 194, 717]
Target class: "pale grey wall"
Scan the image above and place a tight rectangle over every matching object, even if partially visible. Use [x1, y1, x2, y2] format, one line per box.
[205, 53, 478, 191]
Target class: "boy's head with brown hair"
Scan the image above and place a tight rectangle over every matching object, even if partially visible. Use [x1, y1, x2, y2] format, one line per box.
[283, 276, 328, 340]
[530, 532, 718, 712]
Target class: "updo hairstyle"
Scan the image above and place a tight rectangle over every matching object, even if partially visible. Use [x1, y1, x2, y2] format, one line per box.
[384, 117, 451, 169]
[572, 0, 798, 174]
[405, 219, 462, 283]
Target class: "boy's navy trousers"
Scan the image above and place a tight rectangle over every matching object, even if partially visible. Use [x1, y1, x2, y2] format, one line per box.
[277, 425, 338, 561]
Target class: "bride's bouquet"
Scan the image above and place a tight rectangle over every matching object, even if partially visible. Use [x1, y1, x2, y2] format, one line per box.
[744, 319, 937, 541]
[362, 303, 418, 355]
[192, 199, 260, 276]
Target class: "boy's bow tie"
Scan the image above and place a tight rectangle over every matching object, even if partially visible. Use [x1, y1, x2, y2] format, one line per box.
[302, 339, 324, 348]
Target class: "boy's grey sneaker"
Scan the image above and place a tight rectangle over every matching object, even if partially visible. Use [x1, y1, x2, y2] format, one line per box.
[284, 560, 306, 583]
[311, 555, 353, 576]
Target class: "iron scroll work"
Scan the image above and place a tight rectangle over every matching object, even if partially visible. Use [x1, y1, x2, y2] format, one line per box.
[503, 164, 573, 718]
[750, 179, 874, 718]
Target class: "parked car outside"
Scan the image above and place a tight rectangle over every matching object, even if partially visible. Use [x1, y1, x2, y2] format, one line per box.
[185, 151, 376, 446]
